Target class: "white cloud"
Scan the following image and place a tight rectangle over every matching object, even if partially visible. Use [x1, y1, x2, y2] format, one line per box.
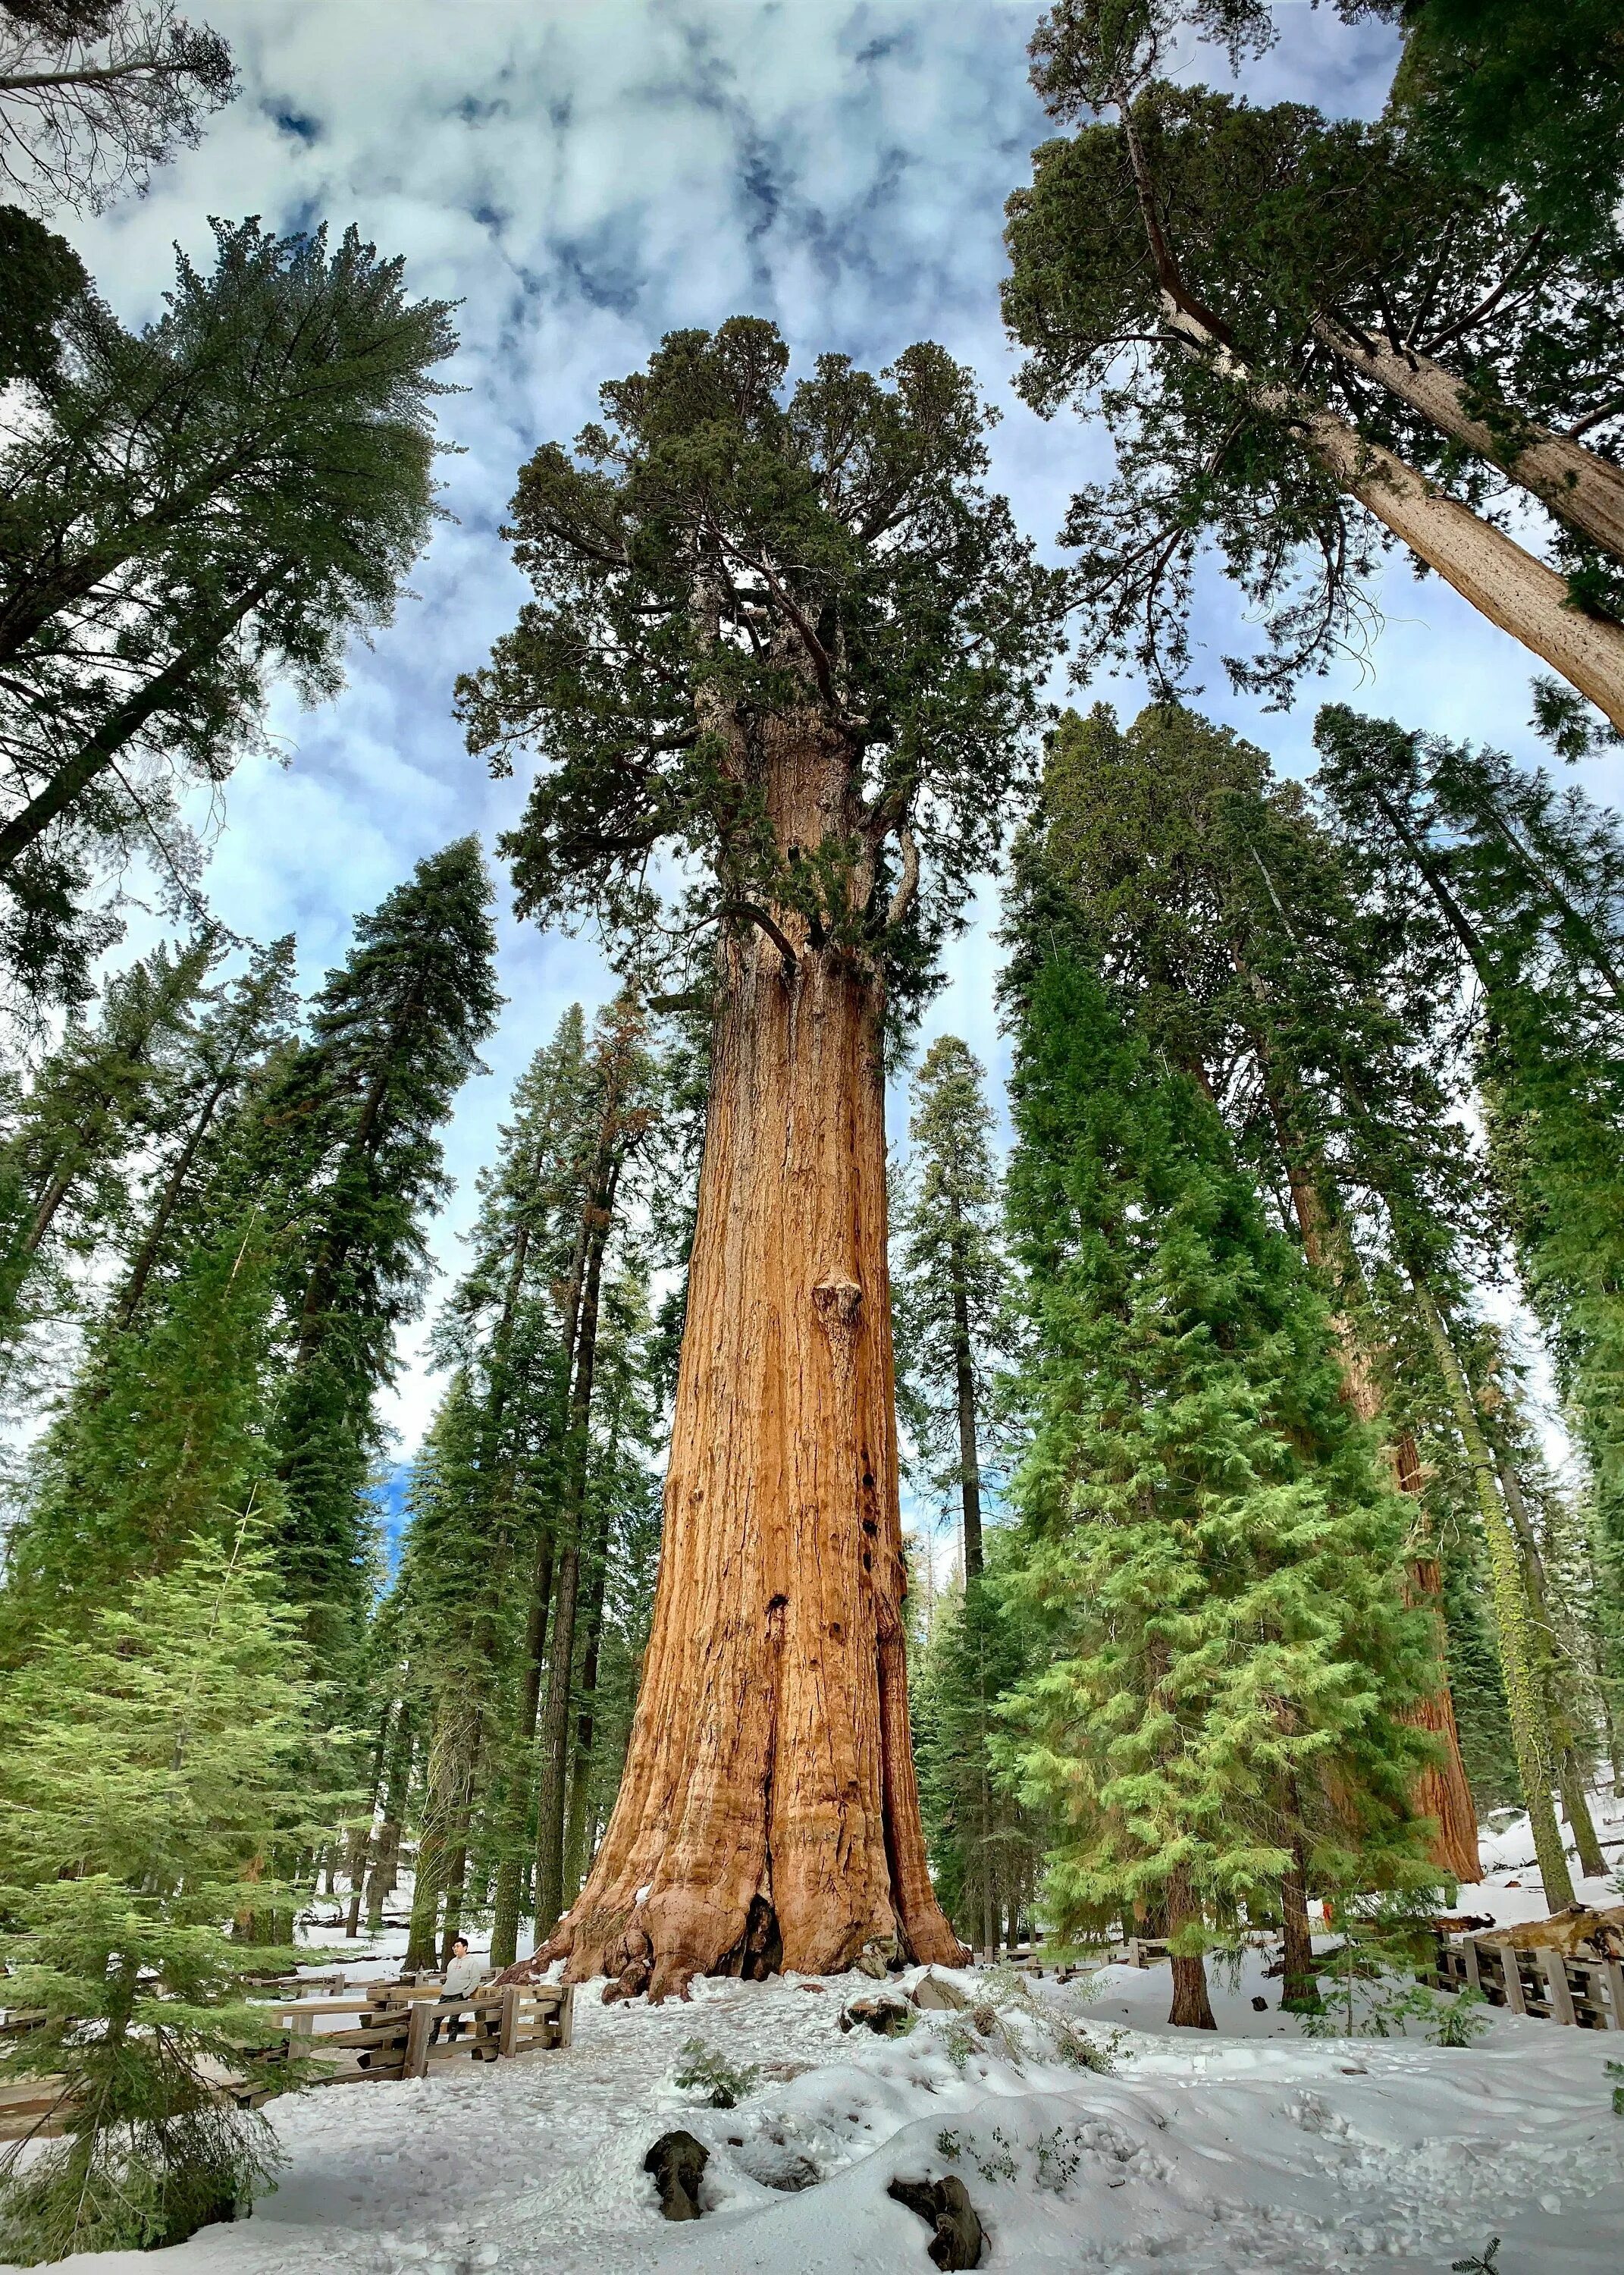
[45, 0, 1624, 1454]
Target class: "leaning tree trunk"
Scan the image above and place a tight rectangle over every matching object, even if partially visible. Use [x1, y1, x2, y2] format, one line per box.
[1410, 1272, 1575, 1909]
[1312, 317, 1624, 567]
[1164, 300, 1624, 732]
[538, 732, 962, 2000]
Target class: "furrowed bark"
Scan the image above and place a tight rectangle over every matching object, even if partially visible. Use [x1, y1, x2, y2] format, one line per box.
[1259, 1078, 1481, 1881]
[1313, 317, 1624, 566]
[1164, 301, 1624, 733]
[1409, 1273, 1575, 1908]
[536, 714, 961, 1997]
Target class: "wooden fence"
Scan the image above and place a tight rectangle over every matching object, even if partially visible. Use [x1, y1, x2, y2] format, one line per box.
[1429, 1934, 1624, 2029]
[0, 1980, 572, 2144]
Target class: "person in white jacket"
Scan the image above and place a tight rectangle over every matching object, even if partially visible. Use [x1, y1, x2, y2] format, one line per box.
[431, 1935, 488, 2045]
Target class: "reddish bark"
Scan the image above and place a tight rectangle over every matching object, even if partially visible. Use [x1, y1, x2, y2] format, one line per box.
[533, 718, 963, 1997]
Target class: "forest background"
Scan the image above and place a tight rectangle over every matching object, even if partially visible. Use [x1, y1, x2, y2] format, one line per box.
[39, 0, 1604, 1476]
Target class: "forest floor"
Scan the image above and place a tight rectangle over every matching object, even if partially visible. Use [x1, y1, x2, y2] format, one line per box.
[12, 1796, 1624, 2275]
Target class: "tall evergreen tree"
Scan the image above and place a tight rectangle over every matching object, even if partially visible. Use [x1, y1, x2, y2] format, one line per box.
[893, 1035, 1009, 1955]
[459, 318, 1059, 1993]
[1009, 3, 1624, 725]
[268, 836, 500, 1652]
[0, 931, 214, 1360]
[0, 217, 456, 967]
[0, 1527, 315, 2261]
[1002, 952, 1443, 2026]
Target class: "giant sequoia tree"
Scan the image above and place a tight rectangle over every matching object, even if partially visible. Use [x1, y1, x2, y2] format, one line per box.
[459, 318, 1060, 1994]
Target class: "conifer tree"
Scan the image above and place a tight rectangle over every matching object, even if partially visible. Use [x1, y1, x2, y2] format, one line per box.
[268, 836, 499, 1651]
[1026, 699, 1485, 1881]
[1002, 951, 1441, 2026]
[0, 1527, 315, 2261]
[0, 217, 456, 963]
[0, 1207, 284, 1654]
[1010, 3, 1624, 724]
[1314, 701, 1624, 1857]
[0, 931, 213, 1358]
[893, 1035, 1008, 1953]
[460, 318, 1058, 1993]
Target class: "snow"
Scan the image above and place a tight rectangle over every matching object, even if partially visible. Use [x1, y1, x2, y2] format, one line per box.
[12, 1797, 1624, 2274]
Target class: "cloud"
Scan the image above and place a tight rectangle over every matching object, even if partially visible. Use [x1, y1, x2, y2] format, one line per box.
[47, 0, 1624, 1451]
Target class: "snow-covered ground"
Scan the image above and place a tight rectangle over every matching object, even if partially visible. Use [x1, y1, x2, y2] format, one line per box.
[12, 1796, 1624, 2275]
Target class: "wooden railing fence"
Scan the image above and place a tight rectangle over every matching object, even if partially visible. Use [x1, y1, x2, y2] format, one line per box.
[0, 1979, 573, 2143]
[1428, 1934, 1624, 2029]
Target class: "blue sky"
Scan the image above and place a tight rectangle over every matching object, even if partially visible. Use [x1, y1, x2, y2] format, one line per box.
[56, 0, 1623, 1464]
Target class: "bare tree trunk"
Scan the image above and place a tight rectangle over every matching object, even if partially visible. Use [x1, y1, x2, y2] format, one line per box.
[1165, 1868, 1215, 2030]
[1312, 318, 1624, 565]
[365, 1714, 413, 1934]
[1278, 1820, 1318, 2013]
[563, 1503, 611, 1904]
[1166, 300, 1624, 731]
[537, 725, 961, 1999]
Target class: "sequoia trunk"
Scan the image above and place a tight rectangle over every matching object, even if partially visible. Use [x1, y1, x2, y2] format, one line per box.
[1312, 318, 1624, 566]
[541, 728, 962, 1998]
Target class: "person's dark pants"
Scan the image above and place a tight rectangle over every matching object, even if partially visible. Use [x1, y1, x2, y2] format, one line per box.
[428, 1997, 465, 2045]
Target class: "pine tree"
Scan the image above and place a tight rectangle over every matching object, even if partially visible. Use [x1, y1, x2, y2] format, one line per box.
[0, 216, 456, 965]
[893, 1036, 1009, 1953]
[268, 836, 500, 1652]
[1001, 952, 1442, 2026]
[1025, 699, 1485, 1881]
[0, 931, 215, 1362]
[0, 1527, 317, 2262]
[0, 1207, 285, 1654]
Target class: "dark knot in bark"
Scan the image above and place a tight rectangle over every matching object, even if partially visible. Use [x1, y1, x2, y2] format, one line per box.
[813, 1275, 864, 1332]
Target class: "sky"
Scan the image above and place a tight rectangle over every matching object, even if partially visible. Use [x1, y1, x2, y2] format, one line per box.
[49, 0, 1624, 1474]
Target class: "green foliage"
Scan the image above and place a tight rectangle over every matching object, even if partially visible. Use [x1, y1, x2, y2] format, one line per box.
[672, 2038, 759, 2109]
[269, 836, 500, 1646]
[999, 946, 1443, 1940]
[1606, 2057, 1624, 2116]
[457, 317, 1062, 1014]
[0, 1528, 320, 2262]
[893, 1036, 1004, 1542]
[2, 1210, 286, 1649]
[1009, 8, 1624, 699]
[0, 215, 456, 978]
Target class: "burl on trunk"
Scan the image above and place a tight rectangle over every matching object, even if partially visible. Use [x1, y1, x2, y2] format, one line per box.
[544, 731, 963, 2000]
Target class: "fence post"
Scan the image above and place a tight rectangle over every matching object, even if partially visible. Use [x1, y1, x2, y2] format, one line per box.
[1604, 1960, 1624, 2031]
[1500, 1947, 1526, 2016]
[499, 1986, 520, 2059]
[556, 1982, 574, 2050]
[1463, 1938, 1481, 1993]
[1546, 1954, 1577, 2027]
[405, 2000, 434, 2080]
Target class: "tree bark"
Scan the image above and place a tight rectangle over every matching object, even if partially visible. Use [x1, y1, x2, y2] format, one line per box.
[1165, 300, 1624, 732]
[563, 1499, 611, 1904]
[1409, 1272, 1575, 1907]
[1165, 1866, 1216, 2029]
[532, 1186, 612, 1941]
[1312, 316, 1624, 566]
[536, 722, 961, 1998]
[1278, 1825, 1319, 2013]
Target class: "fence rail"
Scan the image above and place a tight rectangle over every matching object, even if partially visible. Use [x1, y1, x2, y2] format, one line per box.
[1429, 1934, 1624, 2029]
[0, 1979, 573, 2142]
